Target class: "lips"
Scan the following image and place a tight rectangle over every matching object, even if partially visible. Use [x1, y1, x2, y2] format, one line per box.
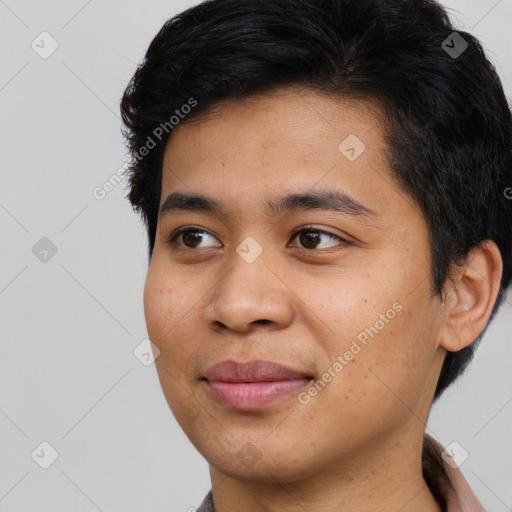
[202, 360, 313, 410]
[203, 359, 312, 382]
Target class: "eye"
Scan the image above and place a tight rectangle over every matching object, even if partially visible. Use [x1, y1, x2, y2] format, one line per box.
[167, 227, 221, 250]
[166, 226, 347, 252]
[289, 227, 346, 250]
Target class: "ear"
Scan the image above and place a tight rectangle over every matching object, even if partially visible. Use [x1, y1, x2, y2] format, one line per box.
[439, 240, 503, 352]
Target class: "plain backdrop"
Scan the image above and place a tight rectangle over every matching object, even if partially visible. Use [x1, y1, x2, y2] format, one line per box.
[1, 1, 511, 511]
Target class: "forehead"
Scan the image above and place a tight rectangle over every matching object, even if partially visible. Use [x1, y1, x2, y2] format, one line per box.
[165, 88, 384, 154]
[159, 88, 409, 221]
[165, 89, 380, 164]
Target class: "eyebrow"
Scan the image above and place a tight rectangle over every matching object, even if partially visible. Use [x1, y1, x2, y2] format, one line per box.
[159, 189, 377, 219]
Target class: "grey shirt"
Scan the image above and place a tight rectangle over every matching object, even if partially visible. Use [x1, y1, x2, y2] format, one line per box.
[196, 490, 214, 512]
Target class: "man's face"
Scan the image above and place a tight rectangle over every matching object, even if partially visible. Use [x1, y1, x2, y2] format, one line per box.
[144, 88, 447, 481]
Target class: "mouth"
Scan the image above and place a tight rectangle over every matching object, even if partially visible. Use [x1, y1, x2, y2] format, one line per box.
[201, 360, 314, 410]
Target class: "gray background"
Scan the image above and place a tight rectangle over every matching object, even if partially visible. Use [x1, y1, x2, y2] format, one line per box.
[1, 1, 511, 510]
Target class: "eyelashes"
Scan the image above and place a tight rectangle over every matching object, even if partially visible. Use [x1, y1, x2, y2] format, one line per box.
[166, 225, 348, 252]
[167, 226, 221, 250]
[289, 227, 346, 250]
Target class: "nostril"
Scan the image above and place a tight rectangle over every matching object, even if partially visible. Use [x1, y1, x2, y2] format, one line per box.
[254, 319, 271, 325]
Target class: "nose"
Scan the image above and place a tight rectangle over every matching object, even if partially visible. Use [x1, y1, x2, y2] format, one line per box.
[204, 249, 295, 334]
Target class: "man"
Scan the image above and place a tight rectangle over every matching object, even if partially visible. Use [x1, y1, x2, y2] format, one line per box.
[120, 0, 511, 510]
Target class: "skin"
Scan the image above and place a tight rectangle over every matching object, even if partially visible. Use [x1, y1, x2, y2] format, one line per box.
[143, 87, 502, 512]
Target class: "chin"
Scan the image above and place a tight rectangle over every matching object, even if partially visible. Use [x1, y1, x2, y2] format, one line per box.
[197, 436, 323, 484]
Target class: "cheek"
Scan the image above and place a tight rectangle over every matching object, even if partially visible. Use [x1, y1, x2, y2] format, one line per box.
[143, 264, 202, 417]
[311, 268, 439, 413]
[298, 270, 401, 355]
[332, 297, 439, 420]
[143, 277, 172, 346]
[143, 262, 196, 362]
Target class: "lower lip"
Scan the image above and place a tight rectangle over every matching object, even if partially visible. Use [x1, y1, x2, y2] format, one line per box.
[204, 379, 311, 409]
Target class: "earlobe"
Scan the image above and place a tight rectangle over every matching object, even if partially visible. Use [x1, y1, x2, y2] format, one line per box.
[439, 240, 503, 353]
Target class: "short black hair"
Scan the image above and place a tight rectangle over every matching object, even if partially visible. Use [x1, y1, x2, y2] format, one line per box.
[120, 0, 512, 401]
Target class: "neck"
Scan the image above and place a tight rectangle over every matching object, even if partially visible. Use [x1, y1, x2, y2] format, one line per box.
[208, 429, 442, 512]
